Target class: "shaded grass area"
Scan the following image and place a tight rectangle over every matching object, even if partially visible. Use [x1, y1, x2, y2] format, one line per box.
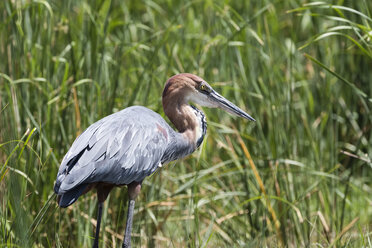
[1, 0, 372, 247]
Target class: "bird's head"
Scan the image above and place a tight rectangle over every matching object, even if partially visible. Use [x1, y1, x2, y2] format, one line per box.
[163, 73, 255, 121]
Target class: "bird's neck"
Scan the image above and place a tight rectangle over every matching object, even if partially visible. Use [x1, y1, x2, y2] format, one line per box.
[189, 105, 207, 148]
[163, 100, 207, 149]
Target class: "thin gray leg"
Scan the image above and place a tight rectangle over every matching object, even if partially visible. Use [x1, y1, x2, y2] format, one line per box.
[93, 202, 103, 248]
[122, 199, 136, 248]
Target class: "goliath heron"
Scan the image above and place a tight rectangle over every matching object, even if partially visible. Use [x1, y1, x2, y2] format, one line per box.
[54, 73, 255, 248]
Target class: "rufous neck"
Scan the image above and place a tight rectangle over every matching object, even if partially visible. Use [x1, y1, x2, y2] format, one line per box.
[163, 95, 206, 148]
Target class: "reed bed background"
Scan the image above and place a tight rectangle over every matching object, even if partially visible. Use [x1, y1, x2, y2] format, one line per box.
[1, 0, 372, 247]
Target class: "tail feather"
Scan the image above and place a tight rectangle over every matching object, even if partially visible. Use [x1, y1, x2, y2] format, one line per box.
[57, 183, 89, 208]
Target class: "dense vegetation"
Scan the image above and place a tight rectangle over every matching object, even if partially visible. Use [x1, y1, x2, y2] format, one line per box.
[1, 0, 371, 247]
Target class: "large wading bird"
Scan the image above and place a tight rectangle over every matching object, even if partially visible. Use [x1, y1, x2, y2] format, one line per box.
[54, 73, 255, 248]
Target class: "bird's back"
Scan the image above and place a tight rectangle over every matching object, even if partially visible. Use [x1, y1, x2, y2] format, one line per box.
[54, 106, 173, 207]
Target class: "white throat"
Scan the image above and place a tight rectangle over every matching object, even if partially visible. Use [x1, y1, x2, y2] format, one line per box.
[189, 105, 207, 148]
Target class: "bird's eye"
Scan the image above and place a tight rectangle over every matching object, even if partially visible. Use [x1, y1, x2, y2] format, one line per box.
[199, 84, 210, 93]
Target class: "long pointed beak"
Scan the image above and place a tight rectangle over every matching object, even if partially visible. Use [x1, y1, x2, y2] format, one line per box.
[209, 90, 255, 121]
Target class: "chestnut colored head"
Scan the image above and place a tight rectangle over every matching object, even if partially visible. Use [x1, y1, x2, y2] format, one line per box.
[162, 73, 255, 122]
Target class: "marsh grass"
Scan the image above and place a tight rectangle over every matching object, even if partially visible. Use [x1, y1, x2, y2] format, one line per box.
[1, 0, 372, 247]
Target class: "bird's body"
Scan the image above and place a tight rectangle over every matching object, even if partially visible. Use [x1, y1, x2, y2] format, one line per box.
[54, 73, 255, 248]
[54, 106, 199, 206]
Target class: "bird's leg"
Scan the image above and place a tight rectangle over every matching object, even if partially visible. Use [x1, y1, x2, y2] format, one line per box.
[122, 182, 141, 248]
[123, 199, 135, 248]
[93, 183, 114, 248]
[93, 201, 103, 248]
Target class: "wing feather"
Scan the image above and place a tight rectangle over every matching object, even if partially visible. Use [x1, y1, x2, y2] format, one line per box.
[54, 106, 170, 195]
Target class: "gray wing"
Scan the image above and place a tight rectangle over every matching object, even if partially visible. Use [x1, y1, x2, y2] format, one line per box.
[54, 106, 169, 195]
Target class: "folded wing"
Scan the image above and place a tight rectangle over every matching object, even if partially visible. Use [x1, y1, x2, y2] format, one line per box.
[54, 106, 169, 204]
